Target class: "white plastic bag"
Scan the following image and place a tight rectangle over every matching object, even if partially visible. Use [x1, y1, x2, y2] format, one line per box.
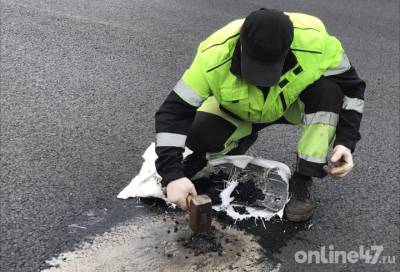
[118, 143, 291, 221]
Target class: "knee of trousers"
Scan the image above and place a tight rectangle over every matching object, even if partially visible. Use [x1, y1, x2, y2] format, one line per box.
[186, 111, 236, 154]
[301, 77, 344, 113]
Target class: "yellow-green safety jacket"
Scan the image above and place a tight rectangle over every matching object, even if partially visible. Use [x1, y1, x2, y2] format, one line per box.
[180, 13, 344, 123]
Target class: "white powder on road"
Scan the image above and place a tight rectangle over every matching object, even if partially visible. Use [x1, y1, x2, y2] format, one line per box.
[42, 215, 281, 272]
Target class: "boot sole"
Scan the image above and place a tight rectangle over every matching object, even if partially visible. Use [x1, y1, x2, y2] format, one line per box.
[285, 208, 314, 222]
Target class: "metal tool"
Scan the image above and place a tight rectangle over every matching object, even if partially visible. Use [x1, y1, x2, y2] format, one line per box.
[186, 194, 212, 233]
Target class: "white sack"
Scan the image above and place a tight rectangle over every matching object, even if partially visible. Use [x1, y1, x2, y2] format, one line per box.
[118, 143, 291, 221]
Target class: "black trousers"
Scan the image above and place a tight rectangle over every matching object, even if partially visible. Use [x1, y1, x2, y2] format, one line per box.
[185, 77, 343, 178]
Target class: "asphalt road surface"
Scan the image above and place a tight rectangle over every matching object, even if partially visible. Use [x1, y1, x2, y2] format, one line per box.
[1, 0, 399, 271]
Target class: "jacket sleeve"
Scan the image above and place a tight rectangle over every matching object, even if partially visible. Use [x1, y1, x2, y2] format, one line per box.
[155, 51, 210, 186]
[323, 52, 366, 152]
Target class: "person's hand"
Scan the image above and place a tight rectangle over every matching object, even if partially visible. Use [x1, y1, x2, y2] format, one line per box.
[323, 145, 353, 178]
[166, 177, 197, 210]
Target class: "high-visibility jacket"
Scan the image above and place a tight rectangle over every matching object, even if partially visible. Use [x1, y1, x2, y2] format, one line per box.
[155, 13, 366, 185]
[179, 13, 346, 123]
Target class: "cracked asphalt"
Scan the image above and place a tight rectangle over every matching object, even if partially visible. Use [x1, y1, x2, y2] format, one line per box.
[0, 0, 399, 271]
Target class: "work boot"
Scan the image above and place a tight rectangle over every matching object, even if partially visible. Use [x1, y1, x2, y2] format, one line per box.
[284, 172, 315, 222]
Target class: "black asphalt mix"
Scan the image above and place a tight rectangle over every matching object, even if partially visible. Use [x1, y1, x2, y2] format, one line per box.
[0, 0, 399, 271]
